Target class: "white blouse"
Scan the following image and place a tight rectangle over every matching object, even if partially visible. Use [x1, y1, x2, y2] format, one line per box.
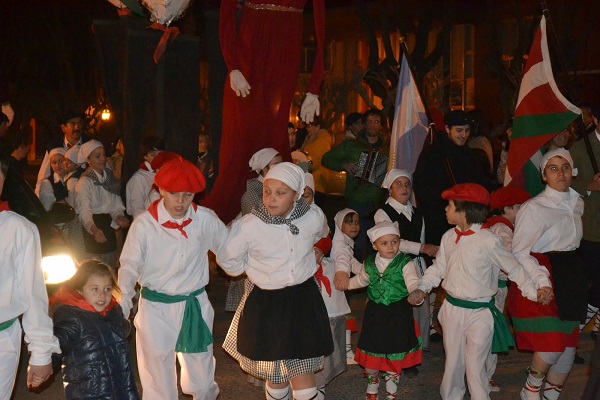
[217, 204, 329, 290]
[126, 164, 155, 219]
[74, 169, 126, 233]
[512, 186, 583, 288]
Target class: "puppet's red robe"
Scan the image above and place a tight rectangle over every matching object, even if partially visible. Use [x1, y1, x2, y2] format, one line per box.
[203, 0, 324, 223]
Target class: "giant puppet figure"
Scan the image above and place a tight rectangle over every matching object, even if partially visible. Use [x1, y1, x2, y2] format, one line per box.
[204, 0, 325, 223]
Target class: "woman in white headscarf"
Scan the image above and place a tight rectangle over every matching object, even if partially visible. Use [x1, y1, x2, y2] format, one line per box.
[74, 140, 129, 267]
[218, 162, 332, 400]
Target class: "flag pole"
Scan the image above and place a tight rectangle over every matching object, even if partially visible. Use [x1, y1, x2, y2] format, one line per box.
[398, 37, 456, 184]
[540, 0, 599, 173]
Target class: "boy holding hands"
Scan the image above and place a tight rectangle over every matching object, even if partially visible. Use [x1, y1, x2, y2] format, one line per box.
[408, 183, 552, 400]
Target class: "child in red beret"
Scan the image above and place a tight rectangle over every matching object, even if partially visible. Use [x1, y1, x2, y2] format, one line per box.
[482, 186, 531, 392]
[408, 183, 552, 399]
[118, 157, 227, 399]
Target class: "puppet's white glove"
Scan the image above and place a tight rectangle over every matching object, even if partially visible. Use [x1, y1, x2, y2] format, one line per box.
[2, 102, 14, 126]
[300, 92, 319, 124]
[230, 70, 251, 98]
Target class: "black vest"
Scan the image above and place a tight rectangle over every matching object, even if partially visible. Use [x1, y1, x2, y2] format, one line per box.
[381, 203, 423, 243]
[49, 174, 68, 202]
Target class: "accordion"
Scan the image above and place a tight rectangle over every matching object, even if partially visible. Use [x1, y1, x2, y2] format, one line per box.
[355, 150, 388, 187]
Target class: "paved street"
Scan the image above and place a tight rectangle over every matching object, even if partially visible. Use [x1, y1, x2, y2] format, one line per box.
[12, 261, 594, 399]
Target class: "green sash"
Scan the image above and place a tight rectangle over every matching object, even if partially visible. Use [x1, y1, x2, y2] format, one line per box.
[497, 279, 508, 289]
[0, 318, 17, 332]
[445, 293, 514, 354]
[140, 287, 213, 353]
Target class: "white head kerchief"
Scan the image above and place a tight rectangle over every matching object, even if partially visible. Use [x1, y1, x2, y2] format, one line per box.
[264, 162, 305, 200]
[249, 148, 280, 174]
[367, 221, 400, 243]
[382, 168, 412, 189]
[78, 140, 103, 164]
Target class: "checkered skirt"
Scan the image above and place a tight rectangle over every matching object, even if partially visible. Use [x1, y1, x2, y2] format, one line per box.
[223, 280, 327, 384]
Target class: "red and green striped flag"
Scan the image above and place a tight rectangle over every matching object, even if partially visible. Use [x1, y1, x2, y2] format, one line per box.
[505, 15, 580, 191]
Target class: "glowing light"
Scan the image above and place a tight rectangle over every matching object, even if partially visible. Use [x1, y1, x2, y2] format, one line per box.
[101, 108, 111, 121]
[41, 255, 77, 284]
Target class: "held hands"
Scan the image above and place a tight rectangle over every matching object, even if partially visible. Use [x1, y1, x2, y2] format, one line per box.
[587, 173, 600, 192]
[116, 215, 130, 229]
[91, 225, 107, 243]
[300, 93, 320, 124]
[408, 289, 426, 306]
[537, 286, 554, 305]
[421, 244, 439, 258]
[230, 70, 251, 98]
[334, 271, 350, 291]
[343, 162, 358, 175]
[27, 363, 53, 388]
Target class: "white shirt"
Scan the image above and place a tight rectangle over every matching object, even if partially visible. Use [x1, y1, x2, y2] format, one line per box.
[126, 163, 155, 219]
[418, 224, 538, 302]
[331, 230, 363, 274]
[74, 169, 126, 233]
[487, 220, 514, 281]
[374, 197, 425, 255]
[217, 204, 329, 289]
[348, 253, 420, 293]
[36, 172, 65, 211]
[512, 186, 583, 288]
[318, 257, 351, 317]
[0, 210, 61, 365]
[118, 200, 227, 318]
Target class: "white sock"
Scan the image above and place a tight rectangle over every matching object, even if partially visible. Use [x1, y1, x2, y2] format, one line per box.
[521, 368, 545, 400]
[384, 372, 399, 399]
[542, 380, 562, 400]
[265, 385, 290, 400]
[366, 369, 380, 395]
[346, 330, 352, 351]
[293, 387, 323, 400]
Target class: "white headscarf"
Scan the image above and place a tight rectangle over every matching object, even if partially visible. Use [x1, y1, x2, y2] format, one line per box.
[304, 172, 315, 193]
[367, 221, 400, 243]
[78, 140, 103, 164]
[331, 207, 358, 259]
[249, 148, 280, 174]
[540, 147, 577, 176]
[382, 168, 412, 189]
[264, 162, 305, 200]
[48, 147, 66, 159]
[64, 144, 81, 164]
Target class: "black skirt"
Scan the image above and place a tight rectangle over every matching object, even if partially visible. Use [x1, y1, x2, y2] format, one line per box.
[358, 298, 418, 355]
[237, 277, 334, 361]
[547, 250, 588, 322]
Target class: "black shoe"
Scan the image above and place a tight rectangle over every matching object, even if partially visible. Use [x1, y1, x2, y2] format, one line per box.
[574, 353, 585, 365]
[430, 332, 443, 343]
[403, 366, 419, 376]
[591, 331, 598, 341]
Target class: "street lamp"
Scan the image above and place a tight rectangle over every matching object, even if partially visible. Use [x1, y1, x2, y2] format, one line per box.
[101, 108, 111, 121]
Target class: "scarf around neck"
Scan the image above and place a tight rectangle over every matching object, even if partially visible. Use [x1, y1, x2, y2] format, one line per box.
[50, 285, 117, 316]
[252, 198, 310, 235]
[82, 167, 121, 196]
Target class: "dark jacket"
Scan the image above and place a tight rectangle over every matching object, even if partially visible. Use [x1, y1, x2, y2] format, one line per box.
[52, 304, 140, 400]
[413, 132, 496, 245]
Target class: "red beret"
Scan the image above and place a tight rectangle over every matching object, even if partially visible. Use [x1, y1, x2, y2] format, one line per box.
[314, 236, 332, 255]
[442, 183, 490, 205]
[154, 157, 206, 193]
[490, 187, 531, 209]
[150, 151, 180, 171]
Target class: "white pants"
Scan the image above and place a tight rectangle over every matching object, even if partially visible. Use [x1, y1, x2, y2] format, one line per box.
[485, 286, 508, 380]
[135, 291, 220, 400]
[439, 300, 494, 400]
[0, 321, 22, 400]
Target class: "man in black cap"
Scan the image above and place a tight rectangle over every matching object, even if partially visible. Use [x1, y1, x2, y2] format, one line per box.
[36, 112, 89, 191]
[413, 110, 495, 246]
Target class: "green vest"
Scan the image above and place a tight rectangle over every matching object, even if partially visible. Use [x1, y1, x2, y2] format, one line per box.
[365, 253, 412, 306]
[445, 293, 514, 354]
[140, 287, 213, 353]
